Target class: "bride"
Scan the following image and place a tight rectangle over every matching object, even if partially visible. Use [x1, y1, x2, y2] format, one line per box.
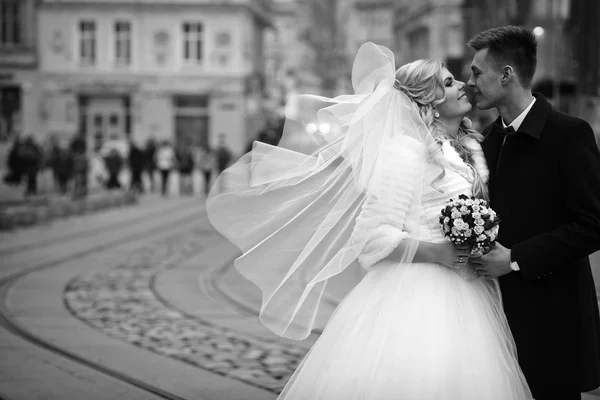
[206, 43, 532, 399]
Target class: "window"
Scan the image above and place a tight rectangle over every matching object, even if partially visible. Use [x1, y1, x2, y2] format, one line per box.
[114, 21, 132, 66]
[182, 22, 203, 64]
[0, 0, 22, 46]
[213, 31, 232, 67]
[174, 95, 209, 109]
[79, 20, 96, 66]
[174, 95, 210, 149]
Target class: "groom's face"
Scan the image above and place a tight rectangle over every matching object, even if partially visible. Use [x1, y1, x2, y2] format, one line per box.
[468, 49, 504, 110]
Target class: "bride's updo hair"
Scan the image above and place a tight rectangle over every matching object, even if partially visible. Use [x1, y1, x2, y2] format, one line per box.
[394, 59, 487, 199]
[394, 59, 446, 137]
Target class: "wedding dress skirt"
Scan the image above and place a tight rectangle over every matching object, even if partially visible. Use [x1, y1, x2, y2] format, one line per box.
[279, 260, 532, 400]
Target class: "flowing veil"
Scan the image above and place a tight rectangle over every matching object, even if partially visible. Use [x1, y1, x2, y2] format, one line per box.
[206, 42, 445, 340]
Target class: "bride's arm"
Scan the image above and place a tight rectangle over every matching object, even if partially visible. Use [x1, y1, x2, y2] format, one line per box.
[353, 130, 472, 270]
[354, 135, 465, 270]
[387, 239, 464, 268]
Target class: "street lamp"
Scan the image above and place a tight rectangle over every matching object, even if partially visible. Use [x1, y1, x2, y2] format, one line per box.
[306, 122, 318, 134]
[305, 122, 331, 134]
[319, 123, 331, 134]
[533, 26, 545, 37]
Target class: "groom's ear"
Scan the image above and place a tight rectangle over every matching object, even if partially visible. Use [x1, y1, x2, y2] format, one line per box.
[501, 66, 514, 86]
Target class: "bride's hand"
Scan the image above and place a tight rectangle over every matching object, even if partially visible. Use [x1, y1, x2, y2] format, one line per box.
[435, 241, 471, 270]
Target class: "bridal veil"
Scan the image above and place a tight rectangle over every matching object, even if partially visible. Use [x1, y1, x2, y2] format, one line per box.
[206, 42, 445, 340]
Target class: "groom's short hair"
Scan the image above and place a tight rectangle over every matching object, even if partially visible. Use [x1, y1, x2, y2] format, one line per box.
[468, 26, 537, 88]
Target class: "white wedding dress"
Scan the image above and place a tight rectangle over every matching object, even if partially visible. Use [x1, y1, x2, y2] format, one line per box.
[277, 136, 532, 399]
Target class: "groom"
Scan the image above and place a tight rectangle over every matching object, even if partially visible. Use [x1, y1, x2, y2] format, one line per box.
[467, 26, 600, 400]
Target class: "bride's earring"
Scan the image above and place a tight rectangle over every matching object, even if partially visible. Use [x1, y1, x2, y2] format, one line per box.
[434, 110, 440, 118]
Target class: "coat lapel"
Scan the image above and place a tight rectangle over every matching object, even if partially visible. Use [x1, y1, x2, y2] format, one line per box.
[481, 120, 503, 192]
[482, 93, 553, 185]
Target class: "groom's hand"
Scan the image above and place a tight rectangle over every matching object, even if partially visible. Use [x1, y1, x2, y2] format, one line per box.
[469, 242, 512, 279]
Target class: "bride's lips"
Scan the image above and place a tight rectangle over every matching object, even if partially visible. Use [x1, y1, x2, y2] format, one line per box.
[458, 93, 468, 100]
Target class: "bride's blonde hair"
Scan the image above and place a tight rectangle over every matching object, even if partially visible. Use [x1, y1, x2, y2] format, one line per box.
[394, 59, 488, 200]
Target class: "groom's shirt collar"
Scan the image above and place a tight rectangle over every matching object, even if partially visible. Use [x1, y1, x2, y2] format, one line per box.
[501, 97, 536, 131]
[495, 93, 552, 140]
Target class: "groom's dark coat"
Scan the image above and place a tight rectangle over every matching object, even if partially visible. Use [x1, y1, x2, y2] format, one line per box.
[482, 93, 600, 397]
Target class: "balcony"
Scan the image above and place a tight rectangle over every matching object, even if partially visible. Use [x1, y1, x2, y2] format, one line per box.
[0, 46, 37, 69]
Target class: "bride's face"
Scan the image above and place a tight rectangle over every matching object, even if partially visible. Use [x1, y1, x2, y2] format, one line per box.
[436, 68, 472, 119]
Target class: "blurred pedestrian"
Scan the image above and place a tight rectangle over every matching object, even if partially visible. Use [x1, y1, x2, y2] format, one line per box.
[176, 142, 195, 196]
[128, 139, 145, 194]
[71, 135, 88, 199]
[43, 135, 58, 173]
[246, 126, 280, 153]
[215, 133, 232, 174]
[144, 138, 157, 193]
[20, 136, 42, 196]
[3, 135, 23, 186]
[198, 146, 215, 196]
[155, 140, 175, 196]
[100, 134, 128, 159]
[49, 138, 74, 195]
[215, 133, 233, 192]
[264, 128, 280, 146]
[104, 148, 123, 190]
[90, 154, 107, 187]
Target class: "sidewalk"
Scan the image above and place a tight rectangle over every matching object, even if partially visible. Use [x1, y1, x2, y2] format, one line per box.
[0, 189, 138, 231]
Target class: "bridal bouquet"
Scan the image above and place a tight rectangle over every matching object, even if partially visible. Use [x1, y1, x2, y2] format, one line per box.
[439, 194, 500, 256]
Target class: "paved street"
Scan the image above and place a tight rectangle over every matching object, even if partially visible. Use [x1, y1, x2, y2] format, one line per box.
[0, 194, 317, 400]
[0, 194, 599, 399]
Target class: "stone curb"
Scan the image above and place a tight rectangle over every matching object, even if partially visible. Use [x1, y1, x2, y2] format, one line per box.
[0, 191, 139, 231]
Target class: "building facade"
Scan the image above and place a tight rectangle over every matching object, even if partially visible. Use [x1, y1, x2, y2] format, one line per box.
[345, 0, 394, 56]
[313, 0, 395, 95]
[38, 0, 272, 157]
[392, 0, 465, 73]
[0, 0, 43, 146]
[333, 0, 463, 94]
[264, 0, 319, 116]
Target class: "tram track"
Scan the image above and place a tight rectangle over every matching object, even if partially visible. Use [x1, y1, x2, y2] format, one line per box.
[202, 252, 365, 338]
[202, 257, 328, 338]
[0, 205, 207, 400]
[205, 258, 261, 319]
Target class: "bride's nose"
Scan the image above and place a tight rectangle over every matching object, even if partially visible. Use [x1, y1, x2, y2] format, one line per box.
[457, 81, 466, 90]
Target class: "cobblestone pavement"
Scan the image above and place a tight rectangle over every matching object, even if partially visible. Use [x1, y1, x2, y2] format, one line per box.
[63, 225, 309, 395]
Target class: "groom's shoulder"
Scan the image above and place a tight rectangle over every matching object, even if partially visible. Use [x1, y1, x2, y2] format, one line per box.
[544, 109, 596, 150]
[529, 93, 591, 138]
[547, 108, 592, 135]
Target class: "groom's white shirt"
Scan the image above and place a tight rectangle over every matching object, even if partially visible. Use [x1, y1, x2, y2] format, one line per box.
[501, 97, 536, 130]
[501, 96, 536, 272]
